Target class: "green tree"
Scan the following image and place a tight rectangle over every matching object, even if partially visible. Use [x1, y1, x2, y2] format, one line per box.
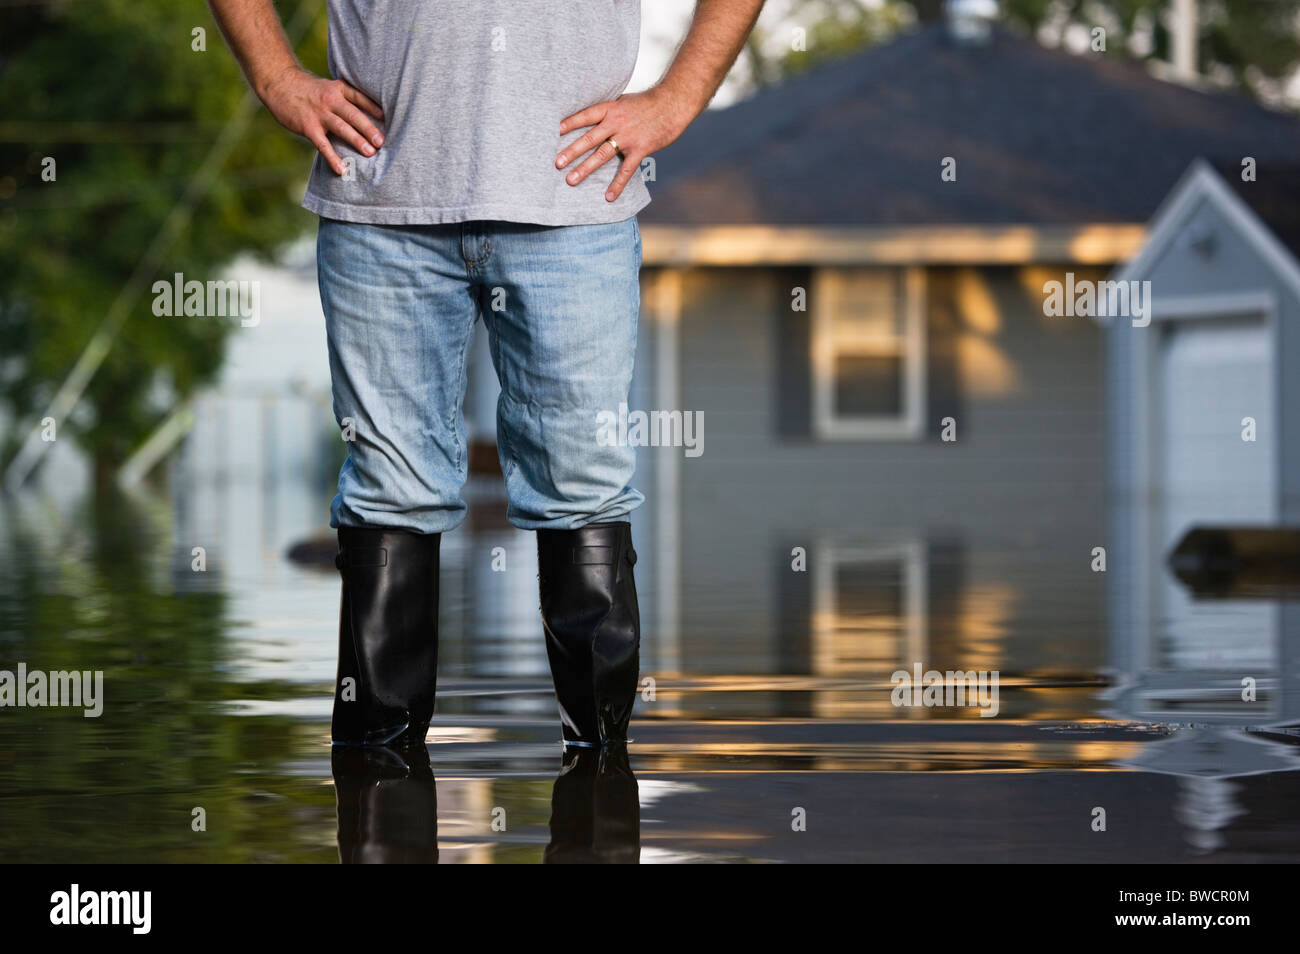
[999, 0, 1300, 96]
[0, 0, 328, 491]
[750, 0, 1300, 99]
[742, 0, 916, 86]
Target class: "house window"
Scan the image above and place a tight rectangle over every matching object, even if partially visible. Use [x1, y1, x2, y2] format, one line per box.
[812, 267, 926, 439]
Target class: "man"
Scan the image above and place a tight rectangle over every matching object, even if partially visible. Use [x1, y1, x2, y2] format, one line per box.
[208, 0, 765, 751]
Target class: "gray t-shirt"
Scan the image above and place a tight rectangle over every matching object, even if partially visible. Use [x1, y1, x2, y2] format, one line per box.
[301, 0, 651, 227]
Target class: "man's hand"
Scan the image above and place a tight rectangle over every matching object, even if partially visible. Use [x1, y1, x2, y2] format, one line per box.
[555, 87, 689, 202]
[207, 0, 385, 176]
[556, 0, 766, 202]
[260, 66, 385, 177]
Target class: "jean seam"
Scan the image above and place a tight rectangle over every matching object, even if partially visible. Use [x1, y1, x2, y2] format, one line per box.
[482, 302, 522, 486]
[451, 304, 476, 475]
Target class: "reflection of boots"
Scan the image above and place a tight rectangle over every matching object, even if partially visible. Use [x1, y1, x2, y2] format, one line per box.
[544, 743, 640, 864]
[332, 745, 439, 864]
[331, 527, 440, 747]
[537, 522, 641, 747]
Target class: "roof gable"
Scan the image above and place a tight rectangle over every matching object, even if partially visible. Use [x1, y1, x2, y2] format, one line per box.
[1111, 159, 1300, 299]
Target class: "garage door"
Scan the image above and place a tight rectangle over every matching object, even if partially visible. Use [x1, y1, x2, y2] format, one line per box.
[1155, 314, 1277, 671]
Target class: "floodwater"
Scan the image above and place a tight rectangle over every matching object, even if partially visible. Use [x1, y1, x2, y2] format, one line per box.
[1, 473, 1298, 864]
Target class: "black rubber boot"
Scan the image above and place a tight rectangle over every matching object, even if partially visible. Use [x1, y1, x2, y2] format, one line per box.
[537, 521, 640, 747]
[331, 526, 440, 747]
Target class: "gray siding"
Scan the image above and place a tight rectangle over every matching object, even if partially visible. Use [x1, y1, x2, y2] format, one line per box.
[642, 264, 1110, 678]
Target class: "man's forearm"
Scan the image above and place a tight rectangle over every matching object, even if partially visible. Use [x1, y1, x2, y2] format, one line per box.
[207, 0, 384, 173]
[207, 0, 301, 100]
[658, 0, 766, 118]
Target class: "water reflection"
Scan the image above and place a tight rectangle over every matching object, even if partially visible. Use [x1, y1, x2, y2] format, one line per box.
[545, 745, 640, 864]
[0, 469, 1298, 863]
[330, 740, 640, 864]
[332, 745, 440, 864]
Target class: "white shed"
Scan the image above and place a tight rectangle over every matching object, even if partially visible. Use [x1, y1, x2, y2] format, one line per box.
[1104, 159, 1300, 727]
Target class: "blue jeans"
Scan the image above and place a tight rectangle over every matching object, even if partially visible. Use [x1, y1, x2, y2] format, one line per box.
[316, 216, 645, 533]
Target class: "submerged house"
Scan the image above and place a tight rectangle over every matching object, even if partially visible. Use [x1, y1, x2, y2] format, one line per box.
[607, 21, 1300, 701]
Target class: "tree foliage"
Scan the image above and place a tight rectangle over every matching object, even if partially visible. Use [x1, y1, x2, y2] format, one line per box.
[0, 0, 329, 487]
[1001, 0, 1300, 95]
[753, 0, 1300, 99]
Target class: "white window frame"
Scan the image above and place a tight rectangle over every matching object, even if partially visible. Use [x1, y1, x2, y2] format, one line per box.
[811, 266, 926, 440]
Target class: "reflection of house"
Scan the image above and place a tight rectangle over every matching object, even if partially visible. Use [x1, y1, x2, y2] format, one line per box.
[621, 23, 1300, 687]
[1106, 160, 1300, 726]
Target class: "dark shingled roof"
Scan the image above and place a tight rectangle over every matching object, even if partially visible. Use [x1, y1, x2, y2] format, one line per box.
[1209, 159, 1300, 263]
[641, 24, 1300, 227]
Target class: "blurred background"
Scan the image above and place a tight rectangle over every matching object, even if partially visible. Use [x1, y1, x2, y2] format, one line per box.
[2, 0, 1300, 863]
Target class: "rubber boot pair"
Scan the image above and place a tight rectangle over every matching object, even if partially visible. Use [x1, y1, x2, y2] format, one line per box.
[330, 520, 641, 751]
